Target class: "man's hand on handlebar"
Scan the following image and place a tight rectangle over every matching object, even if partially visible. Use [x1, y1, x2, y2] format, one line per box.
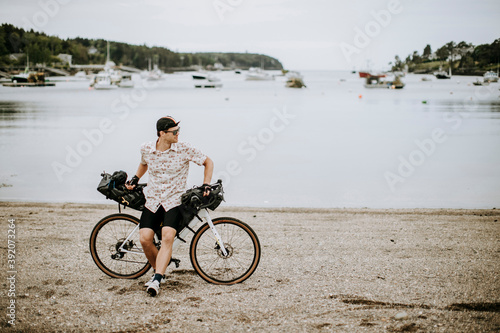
[125, 175, 140, 190]
[202, 183, 211, 197]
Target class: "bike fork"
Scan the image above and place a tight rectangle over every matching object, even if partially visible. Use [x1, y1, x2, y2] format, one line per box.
[198, 209, 228, 257]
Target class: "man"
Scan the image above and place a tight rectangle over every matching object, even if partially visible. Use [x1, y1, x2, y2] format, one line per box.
[125, 116, 214, 297]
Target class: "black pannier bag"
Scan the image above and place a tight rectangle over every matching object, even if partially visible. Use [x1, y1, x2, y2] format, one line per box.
[180, 180, 225, 212]
[178, 180, 225, 230]
[97, 171, 146, 211]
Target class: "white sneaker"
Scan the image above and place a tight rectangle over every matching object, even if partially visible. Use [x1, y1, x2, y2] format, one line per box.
[145, 274, 166, 287]
[147, 280, 160, 297]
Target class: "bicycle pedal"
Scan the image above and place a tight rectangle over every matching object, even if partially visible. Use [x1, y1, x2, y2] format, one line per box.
[170, 258, 180, 268]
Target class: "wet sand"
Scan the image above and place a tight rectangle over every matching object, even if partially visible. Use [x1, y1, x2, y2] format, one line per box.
[0, 202, 499, 332]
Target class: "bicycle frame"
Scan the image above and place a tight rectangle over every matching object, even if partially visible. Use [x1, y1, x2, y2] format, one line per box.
[117, 208, 228, 256]
[196, 209, 228, 257]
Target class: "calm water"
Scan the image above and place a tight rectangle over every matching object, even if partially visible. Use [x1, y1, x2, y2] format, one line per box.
[1, 70, 499, 208]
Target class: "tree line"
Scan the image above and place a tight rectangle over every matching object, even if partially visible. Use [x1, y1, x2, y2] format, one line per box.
[390, 39, 499, 74]
[0, 24, 283, 70]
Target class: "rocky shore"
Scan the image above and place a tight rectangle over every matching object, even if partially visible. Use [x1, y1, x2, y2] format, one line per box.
[0, 202, 499, 332]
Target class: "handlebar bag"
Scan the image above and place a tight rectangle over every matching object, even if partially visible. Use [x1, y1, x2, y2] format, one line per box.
[97, 171, 145, 211]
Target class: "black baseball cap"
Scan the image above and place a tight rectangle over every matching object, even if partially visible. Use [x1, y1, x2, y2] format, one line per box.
[156, 116, 180, 132]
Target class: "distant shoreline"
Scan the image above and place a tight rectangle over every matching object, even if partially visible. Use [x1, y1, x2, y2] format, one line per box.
[1, 201, 497, 213]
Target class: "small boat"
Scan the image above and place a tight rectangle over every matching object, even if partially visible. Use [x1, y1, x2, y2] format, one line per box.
[192, 72, 218, 81]
[434, 71, 451, 79]
[483, 70, 499, 83]
[421, 76, 432, 81]
[90, 72, 118, 90]
[3, 72, 55, 87]
[89, 43, 121, 89]
[285, 71, 306, 88]
[118, 74, 134, 88]
[364, 75, 404, 89]
[245, 67, 274, 81]
[473, 79, 489, 86]
[286, 77, 306, 88]
[193, 72, 222, 88]
[142, 61, 165, 81]
[10, 55, 35, 83]
[11, 71, 31, 83]
[359, 71, 386, 78]
[8, 56, 55, 86]
[145, 68, 164, 81]
[434, 66, 452, 79]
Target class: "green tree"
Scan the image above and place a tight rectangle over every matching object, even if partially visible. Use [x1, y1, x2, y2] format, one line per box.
[412, 51, 422, 64]
[423, 44, 431, 58]
[435, 45, 449, 61]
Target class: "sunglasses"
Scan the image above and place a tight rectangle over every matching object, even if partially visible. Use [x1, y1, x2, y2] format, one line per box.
[164, 127, 180, 135]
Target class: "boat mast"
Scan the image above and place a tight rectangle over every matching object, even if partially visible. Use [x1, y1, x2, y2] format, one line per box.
[106, 41, 110, 64]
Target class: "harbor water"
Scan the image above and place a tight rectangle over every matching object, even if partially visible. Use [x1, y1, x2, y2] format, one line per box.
[0, 70, 499, 209]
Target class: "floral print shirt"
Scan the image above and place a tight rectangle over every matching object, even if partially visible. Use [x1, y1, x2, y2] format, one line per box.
[140, 141, 207, 213]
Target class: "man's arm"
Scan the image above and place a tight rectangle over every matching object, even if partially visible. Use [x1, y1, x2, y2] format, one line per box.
[202, 157, 214, 184]
[135, 163, 148, 179]
[125, 163, 148, 189]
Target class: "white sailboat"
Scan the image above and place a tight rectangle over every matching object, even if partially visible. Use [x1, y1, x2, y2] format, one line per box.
[91, 71, 117, 90]
[434, 65, 451, 79]
[192, 71, 222, 88]
[245, 67, 274, 81]
[90, 42, 122, 89]
[483, 67, 499, 83]
[141, 59, 165, 81]
[11, 55, 34, 83]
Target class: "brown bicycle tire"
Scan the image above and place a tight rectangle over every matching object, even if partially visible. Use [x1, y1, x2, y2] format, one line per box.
[89, 213, 151, 279]
[189, 217, 261, 285]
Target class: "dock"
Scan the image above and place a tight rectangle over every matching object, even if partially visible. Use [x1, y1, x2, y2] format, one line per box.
[2, 82, 56, 87]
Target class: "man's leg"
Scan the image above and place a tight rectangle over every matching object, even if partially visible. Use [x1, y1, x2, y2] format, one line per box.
[146, 206, 181, 296]
[139, 207, 164, 270]
[140, 228, 158, 270]
[155, 226, 177, 275]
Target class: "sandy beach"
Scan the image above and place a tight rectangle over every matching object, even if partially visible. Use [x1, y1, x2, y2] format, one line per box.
[0, 202, 499, 332]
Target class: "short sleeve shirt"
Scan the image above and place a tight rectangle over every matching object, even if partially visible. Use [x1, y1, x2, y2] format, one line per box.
[140, 141, 207, 213]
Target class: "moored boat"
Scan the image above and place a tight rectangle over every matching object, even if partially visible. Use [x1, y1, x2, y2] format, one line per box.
[285, 71, 306, 88]
[483, 70, 499, 83]
[364, 75, 404, 89]
[473, 79, 490, 86]
[3, 72, 55, 87]
[118, 74, 134, 88]
[192, 72, 222, 88]
[434, 66, 452, 79]
[359, 71, 386, 78]
[90, 72, 118, 90]
[245, 67, 274, 81]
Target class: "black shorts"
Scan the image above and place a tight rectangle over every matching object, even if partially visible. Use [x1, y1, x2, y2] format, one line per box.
[139, 205, 183, 234]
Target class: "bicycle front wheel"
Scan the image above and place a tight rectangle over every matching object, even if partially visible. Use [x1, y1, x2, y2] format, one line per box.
[89, 213, 151, 279]
[190, 217, 261, 285]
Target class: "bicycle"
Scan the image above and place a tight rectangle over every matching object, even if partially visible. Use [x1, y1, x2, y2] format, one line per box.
[89, 180, 261, 285]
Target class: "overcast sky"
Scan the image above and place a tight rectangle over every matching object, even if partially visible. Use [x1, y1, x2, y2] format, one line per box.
[1, 0, 499, 70]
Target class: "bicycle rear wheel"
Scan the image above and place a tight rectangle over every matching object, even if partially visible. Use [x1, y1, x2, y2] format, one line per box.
[89, 213, 151, 279]
[190, 217, 261, 285]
